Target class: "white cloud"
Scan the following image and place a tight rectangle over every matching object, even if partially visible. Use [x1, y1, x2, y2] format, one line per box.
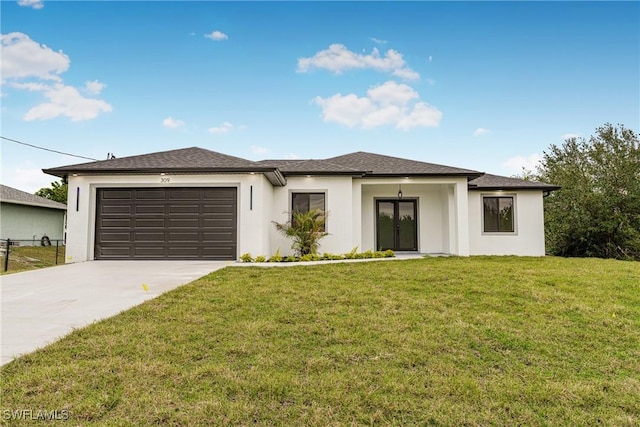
[22, 83, 112, 121]
[473, 128, 491, 137]
[502, 153, 542, 172]
[0, 32, 69, 81]
[84, 80, 105, 95]
[208, 122, 233, 134]
[250, 145, 269, 154]
[283, 153, 299, 160]
[312, 80, 441, 130]
[2, 32, 111, 122]
[17, 0, 44, 9]
[297, 44, 419, 80]
[370, 37, 387, 45]
[428, 55, 433, 62]
[1, 161, 52, 194]
[562, 133, 581, 140]
[205, 31, 228, 41]
[162, 116, 185, 129]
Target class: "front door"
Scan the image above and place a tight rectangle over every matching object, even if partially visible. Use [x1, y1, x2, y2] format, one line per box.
[376, 200, 417, 251]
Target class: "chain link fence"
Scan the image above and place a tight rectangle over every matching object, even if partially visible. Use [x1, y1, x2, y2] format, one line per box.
[1, 238, 65, 272]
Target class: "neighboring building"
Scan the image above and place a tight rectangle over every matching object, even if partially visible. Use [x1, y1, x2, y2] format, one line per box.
[43, 147, 559, 262]
[0, 184, 67, 246]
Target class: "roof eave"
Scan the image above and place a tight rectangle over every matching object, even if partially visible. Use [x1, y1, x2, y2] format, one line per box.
[281, 171, 367, 177]
[1, 199, 67, 210]
[468, 185, 561, 191]
[43, 167, 290, 187]
[363, 172, 484, 181]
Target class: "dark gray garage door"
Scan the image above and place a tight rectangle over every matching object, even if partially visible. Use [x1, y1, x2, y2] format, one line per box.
[95, 187, 237, 260]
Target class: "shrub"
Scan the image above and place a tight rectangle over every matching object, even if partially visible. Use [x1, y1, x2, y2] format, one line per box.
[383, 249, 395, 258]
[285, 256, 297, 263]
[273, 209, 329, 256]
[254, 255, 267, 263]
[344, 246, 359, 259]
[240, 253, 253, 263]
[268, 249, 283, 263]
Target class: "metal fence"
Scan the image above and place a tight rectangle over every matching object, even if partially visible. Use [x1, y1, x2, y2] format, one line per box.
[1, 238, 65, 272]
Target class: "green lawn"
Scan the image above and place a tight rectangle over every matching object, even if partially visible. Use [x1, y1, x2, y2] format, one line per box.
[0, 245, 65, 275]
[1, 257, 638, 426]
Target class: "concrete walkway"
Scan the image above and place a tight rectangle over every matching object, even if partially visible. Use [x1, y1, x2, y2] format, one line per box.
[1, 260, 227, 366]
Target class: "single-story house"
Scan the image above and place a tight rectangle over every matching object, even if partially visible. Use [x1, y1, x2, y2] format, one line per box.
[0, 184, 67, 246]
[43, 147, 559, 262]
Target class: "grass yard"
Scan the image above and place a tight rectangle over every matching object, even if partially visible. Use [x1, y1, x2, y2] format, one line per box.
[1, 256, 638, 425]
[0, 244, 65, 275]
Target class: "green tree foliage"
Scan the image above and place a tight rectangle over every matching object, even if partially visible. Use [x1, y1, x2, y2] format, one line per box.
[273, 209, 329, 256]
[538, 123, 640, 260]
[35, 180, 68, 204]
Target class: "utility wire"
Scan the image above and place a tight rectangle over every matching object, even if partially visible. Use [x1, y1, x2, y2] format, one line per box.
[1, 136, 99, 161]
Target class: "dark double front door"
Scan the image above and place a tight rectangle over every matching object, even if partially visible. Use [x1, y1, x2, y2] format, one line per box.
[376, 200, 417, 251]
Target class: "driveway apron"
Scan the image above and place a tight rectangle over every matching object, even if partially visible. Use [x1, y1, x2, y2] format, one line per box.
[1, 260, 227, 365]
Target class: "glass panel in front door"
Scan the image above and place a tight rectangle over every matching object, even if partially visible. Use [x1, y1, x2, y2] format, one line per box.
[377, 201, 395, 251]
[398, 201, 417, 250]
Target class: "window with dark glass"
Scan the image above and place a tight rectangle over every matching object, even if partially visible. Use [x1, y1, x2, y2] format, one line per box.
[483, 196, 514, 232]
[291, 192, 326, 229]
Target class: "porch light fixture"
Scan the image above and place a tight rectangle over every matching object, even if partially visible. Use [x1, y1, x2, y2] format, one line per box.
[398, 184, 403, 199]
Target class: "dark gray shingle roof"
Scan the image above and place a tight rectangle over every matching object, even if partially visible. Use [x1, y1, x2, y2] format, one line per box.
[42, 147, 559, 191]
[326, 151, 483, 177]
[0, 185, 67, 210]
[468, 174, 560, 191]
[44, 147, 258, 174]
[255, 159, 365, 174]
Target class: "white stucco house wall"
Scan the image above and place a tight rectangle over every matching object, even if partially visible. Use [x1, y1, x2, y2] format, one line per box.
[43, 147, 559, 262]
[0, 184, 67, 246]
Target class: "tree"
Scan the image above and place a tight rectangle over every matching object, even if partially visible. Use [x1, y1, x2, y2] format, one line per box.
[35, 180, 68, 204]
[537, 123, 640, 260]
[273, 209, 329, 256]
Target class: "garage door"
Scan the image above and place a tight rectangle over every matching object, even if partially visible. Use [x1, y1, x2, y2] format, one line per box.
[95, 187, 237, 260]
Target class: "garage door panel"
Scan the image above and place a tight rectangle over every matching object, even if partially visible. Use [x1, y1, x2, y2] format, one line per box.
[202, 218, 235, 228]
[168, 218, 199, 228]
[203, 203, 234, 213]
[136, 190, 166, 200]
[135, 218, 165, 228]
[96, 187, 237, 260]
[167, 247, 200, 257]
[101, 218, 131, 228]
[134, 247, 165, 258]
[169, 204, 200, 214]
[202, 231, 235, 240]
[202, 246, 237, 257]
[102, 205, 132, 215]
[102, 190, 133, 200]
[134, 232, 165, 242]
[168, 231, 199, 242]
[169, 189, 201, 200]
[135, 205, 165, 214]
[99, 247, 132, 257]
[99, 232, 132, 242]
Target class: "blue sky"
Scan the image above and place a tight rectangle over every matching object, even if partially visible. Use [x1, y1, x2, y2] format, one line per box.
[2, 1, 638, 192]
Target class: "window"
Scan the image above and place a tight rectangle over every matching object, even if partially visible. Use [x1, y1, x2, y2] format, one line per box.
[291, 192, 326, 229]
[483, 196, 515, 233]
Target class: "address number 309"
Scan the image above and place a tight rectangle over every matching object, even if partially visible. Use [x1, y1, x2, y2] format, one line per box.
[160, 177, 171, 183]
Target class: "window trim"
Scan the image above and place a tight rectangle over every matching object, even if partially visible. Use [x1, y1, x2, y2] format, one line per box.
[481, 193, 517, 235]
[289, 190, 328, 232]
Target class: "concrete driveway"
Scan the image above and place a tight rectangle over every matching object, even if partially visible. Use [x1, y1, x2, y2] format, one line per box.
[1, 260, 227, 366]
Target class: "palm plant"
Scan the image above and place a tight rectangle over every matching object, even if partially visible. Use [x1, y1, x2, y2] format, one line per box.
[273, 209, 329, 256]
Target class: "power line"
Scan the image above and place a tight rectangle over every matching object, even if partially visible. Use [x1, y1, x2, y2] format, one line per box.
[1, 136, 99, 161]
